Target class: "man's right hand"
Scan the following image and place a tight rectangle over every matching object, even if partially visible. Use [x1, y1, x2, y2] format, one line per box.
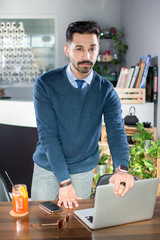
[58, 184, 81, 209]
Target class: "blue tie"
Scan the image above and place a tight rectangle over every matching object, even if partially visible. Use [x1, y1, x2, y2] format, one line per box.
[76, 80, 85, 89]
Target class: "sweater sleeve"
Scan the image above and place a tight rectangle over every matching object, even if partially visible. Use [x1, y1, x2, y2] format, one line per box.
[103, 88, 129, 170]
[33, 77, 70, 182]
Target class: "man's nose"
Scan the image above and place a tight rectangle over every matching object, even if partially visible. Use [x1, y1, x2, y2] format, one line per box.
[82, 50, 90, 60]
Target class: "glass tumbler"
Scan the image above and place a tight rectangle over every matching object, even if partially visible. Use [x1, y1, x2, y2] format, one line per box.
[12, 184, 29, 214]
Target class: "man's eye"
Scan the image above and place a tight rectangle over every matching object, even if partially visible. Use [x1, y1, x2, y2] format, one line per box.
[76, 48, 82, 51]
[90, 48, 96, 52]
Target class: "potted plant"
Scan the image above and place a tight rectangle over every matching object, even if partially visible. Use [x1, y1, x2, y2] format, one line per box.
[109, 27, 128, 66]
[131, 122, 153, 150]
[129, 123, 157, 179]
[96, 149, 109, 176]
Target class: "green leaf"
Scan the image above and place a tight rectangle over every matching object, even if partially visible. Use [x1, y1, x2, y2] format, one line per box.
[93, 174, 100, 184]
[108, 165, 113, 174]
[118, 33, 123, 38]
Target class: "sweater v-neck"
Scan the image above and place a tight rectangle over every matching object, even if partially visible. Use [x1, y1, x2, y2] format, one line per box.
[63, 66, 96, 92]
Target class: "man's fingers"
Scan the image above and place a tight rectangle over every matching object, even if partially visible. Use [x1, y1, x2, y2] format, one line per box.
[58, 198, 80, 209]
[114, 177, 121, 194]
[121, 178, 134, 196]
[76, 196, 82, 200]
[72, 199, 79, 207]
[116, 184, 125, 196]
[63, 201, 69, 209]
[68, 200, 73, 209]
[114, 175, 135, 196]
[57, 200, 62, 207]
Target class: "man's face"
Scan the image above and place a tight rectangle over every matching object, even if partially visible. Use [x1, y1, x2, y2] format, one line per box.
[64, 33, 100, 79]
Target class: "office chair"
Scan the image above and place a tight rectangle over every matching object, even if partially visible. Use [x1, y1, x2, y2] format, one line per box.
[94, 173, 139, 198]
[0, 174, 11, 201]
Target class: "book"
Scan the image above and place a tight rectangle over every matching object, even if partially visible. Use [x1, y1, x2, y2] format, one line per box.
[135, 62, 145, 88]
[139, 55, 151, 88]
[129, 65, 140, 88]
[116, 67, 129, 88]
[146, 66, 153, 102]
[153, 65, 158, 103]
[125, 67, 134, 88]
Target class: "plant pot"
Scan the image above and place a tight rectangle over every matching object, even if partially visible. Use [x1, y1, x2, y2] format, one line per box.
[96, 165, 107, 176]
[144, 140, 152, 151]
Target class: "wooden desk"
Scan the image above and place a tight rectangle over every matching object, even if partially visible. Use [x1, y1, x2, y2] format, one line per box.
[1, 199, 160, 240]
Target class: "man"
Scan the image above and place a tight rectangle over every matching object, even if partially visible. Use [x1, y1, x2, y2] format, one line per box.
[31, 21, 134, 209]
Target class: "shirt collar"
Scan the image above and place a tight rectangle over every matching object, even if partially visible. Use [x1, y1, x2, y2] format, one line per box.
[66, 64, 93, 85]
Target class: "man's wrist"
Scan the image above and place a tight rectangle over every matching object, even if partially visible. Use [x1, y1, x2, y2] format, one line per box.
[59, 179, 72, 188]
[115, 165, 129, 173]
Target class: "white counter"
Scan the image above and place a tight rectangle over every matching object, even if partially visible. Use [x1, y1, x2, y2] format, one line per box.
[0, 99, 36, 127]
[0, 99, 154, 128]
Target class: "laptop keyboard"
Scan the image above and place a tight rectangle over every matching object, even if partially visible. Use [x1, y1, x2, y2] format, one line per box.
[85, 216, 93, 223]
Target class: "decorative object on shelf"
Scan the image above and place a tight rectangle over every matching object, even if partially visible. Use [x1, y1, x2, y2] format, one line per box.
[104, 50, 111, 55]
[100, 27, 117, 39]
[100, 30, 111, 39]
[143, 122, 151, 128]
[124, 106, 139, 126]
[101, 55, 113, 62]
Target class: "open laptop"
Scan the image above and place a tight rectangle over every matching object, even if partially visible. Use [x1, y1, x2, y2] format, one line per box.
[74, 178, 159, 230]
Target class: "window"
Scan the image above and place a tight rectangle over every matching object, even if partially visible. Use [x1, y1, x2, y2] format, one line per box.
[0, 18, 55, 84]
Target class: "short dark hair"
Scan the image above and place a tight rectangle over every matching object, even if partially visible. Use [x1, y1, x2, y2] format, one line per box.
[66, 21, 100, 42]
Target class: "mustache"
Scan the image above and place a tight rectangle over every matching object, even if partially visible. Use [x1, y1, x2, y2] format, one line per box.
[78, 61, 93, 66]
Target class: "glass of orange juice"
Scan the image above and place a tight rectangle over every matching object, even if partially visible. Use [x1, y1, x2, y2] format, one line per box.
[12, 184, 29, 214]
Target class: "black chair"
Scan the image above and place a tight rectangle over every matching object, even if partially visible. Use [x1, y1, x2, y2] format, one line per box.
[0, 174, 11, 201]
[94, 173, 139, 198]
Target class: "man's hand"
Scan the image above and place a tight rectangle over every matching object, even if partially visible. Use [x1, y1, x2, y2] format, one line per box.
[109, 171, 134, 197]
[58, 184, 81, 209]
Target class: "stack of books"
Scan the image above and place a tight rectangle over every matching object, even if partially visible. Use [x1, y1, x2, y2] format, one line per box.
[116, 55, 158, 103]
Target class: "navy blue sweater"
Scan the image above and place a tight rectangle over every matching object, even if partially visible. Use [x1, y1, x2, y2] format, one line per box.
[33, 66, 129, 182]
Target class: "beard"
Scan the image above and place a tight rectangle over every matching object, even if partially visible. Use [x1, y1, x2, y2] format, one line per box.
[75, 60, 94, 74]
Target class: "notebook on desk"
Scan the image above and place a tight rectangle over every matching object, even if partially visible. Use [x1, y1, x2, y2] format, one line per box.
[74, 178, 159, 230]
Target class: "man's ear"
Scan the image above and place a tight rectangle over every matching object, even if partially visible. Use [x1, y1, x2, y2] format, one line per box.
[98, 44, 100, 54]
[64, 44, 69, 57]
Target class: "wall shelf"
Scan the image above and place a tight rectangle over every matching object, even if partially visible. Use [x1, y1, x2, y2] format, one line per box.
[115, 88, 146, 104]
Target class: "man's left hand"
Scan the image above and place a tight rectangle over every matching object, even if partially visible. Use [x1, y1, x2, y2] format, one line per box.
[109, 171, 134, 197]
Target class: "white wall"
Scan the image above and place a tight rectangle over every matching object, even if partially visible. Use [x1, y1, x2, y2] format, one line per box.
[0, 0, 121, 99]
[0, 0, 121, 68]
[121, 0, 160, 137]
